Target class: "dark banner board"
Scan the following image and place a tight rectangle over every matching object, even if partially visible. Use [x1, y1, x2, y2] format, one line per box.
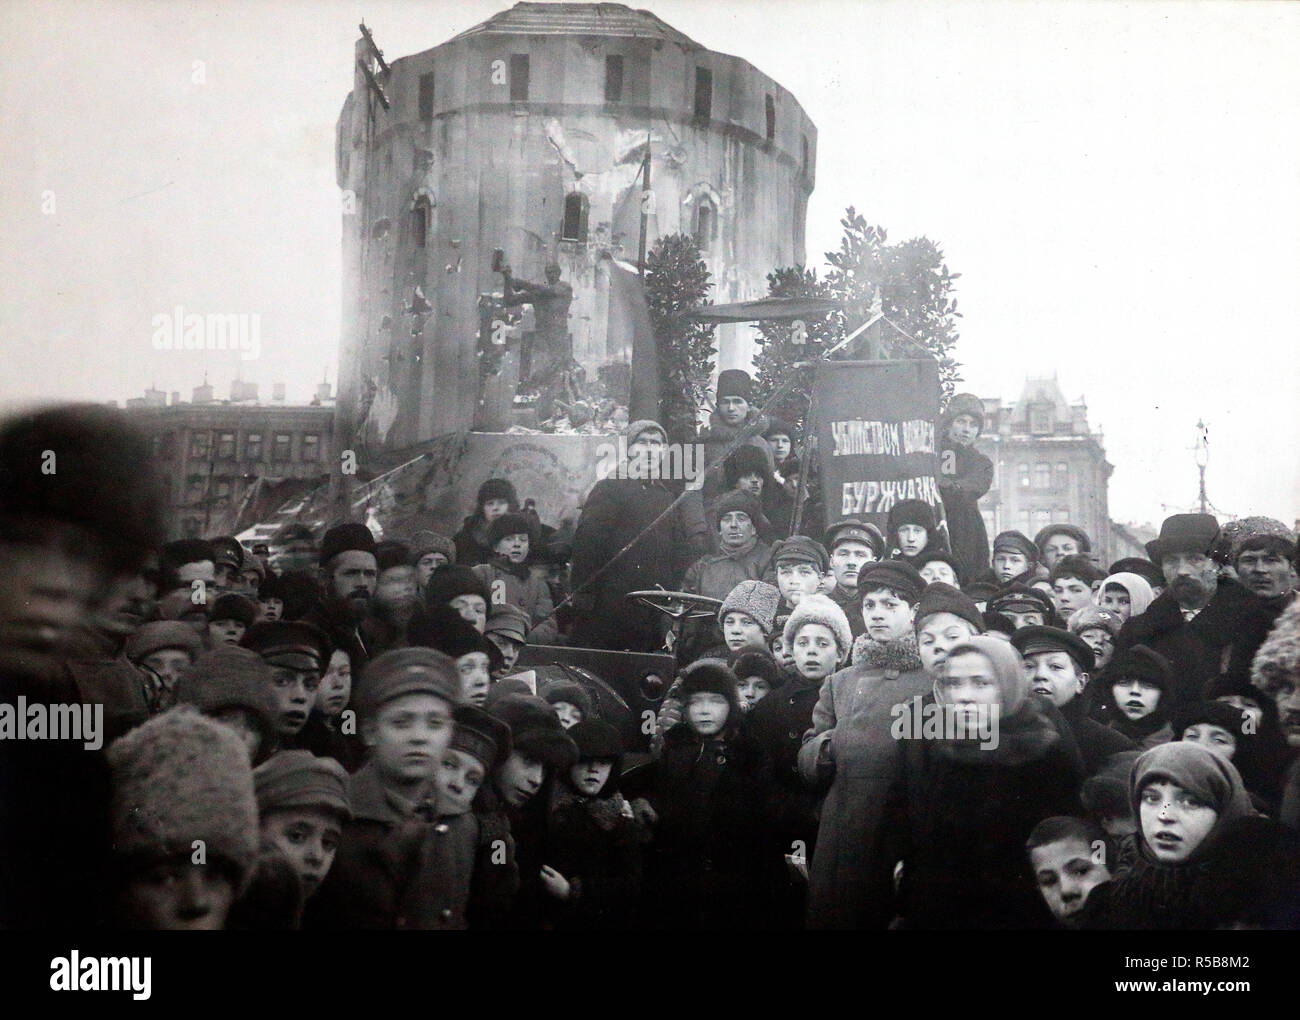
[813, 359, 945, 539]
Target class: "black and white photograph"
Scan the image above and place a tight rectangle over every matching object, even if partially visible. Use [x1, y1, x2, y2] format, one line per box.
[1, 0, 1297, 991]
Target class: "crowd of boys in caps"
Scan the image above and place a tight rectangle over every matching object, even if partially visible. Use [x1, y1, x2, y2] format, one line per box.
[2, 392, 1299, 931]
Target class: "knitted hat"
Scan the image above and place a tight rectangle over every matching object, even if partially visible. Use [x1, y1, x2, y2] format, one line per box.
[375, 541, 413, 573]
[1050, 553, 1105, 586]
[943, 393, 985, 431]
[914, 582, 984, 634]
[782, 593, 853, 664]
[1034, 524, 1092, 555]
[1067, 605, 1124, 640]
[730, 649, 787, 689]
[856, 560, 924, 605]
[107, 706, 259, 892]
[409, 530, 456, 565]
[423, 565, 491, 610]
[992, 530, 1039, 563]
[938, 635, 1030, 716]
[241, 620, 333, 672]
[450, 704, 512, 771]
[723, 445, 771, 490]
[355, 646, 463, 720]
[487, 512, 534, 547]
[718, 580, 781, 635]
[1228, 516, 1297, 562]
[1099, 572, 1156, 619]
[824, 517, 885, 558]
[485, 603, 530, 645]
[125, 620, 204, 663]
[1146, 513, 1220, 565]
[625, 419, 667, 447]
[1107, 558, 1165, 591]
[210, 593, 258, 626]
[1109, 644, 1174, 689]
[319, 522, 378, 566]
[408, 606, 495, 661]
[0, 403, 167, 573]
[763, 418, 799, 443]
[568, 718, 623, 761]
[542, 679, 593, 719]
[174, 646, 278, 738]
[1011, 624, 1095, 673]
[914, 548, 963, 586]
[476, 477, 518, 512]
[709, 489, 769, 534]
[677, 658, 741, 718]
[487, 694, 578, 768]
[715, 369, 754, 403]
[1251, 598, 1300, 694]
[253, 750, 351, 820]
[771, 535, 829, 573]
[1129, 743, 1256, 861]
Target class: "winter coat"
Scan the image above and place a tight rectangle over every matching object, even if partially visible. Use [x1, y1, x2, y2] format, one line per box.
[293, 711, 365, 773]
[938, 441, 993, 578]
[644, 723, 775, 929]
[746, 672, 825, 853]
[1115, 579, 1277, 709]
[681, 542, 774, 603]
[452, 513, 497, 567]
[893, 694, 1083, 929]
[473, 558, 558, 644]
[1058, 695, 1136, 776]
[546, 788, 644, 930]
[698, 409, 774, 509]
[828, 584, 867, 640]
[568, 477, 707, 652]
[384, 810, 499, 930]
[796, 637, 934, 929]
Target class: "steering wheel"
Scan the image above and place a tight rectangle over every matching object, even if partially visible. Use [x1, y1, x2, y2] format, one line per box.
[625, 588, 723, 623]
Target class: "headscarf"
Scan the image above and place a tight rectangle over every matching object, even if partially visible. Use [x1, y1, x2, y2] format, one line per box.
[935, 634, 1030, 717]
[1100, 571, 1155, 620]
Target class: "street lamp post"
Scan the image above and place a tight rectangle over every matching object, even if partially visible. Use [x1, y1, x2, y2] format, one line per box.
[1194, 419, 1209, 515]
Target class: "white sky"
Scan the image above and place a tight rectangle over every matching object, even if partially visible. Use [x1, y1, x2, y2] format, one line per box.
[1, 0, 1297, 527]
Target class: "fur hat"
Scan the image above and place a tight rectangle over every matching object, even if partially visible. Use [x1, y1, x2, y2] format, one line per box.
[1109, 644, 1174, 690]
[408, 606, 495, 661]
[715, 369, 754, 404]
[1011, 624, 1095, 673]
[730, 649, 787, 689]
[718, 579, 781, 634]
[319, 522, 378, 566]
[763, 418, 799, 443]
[253, 750, 351, 820]
[1034, 524, 1092, 555]
[423, 565, 491, 610]
[943, 392, 985, 431]
[487, 512, 534, 548]
[542, 679, 594, 719]
[1067, 605, 1124, 640]
[783, 593, 853, 664]
[125, 620, 203, 663]
[887, 499, 937, 537]
[174, 646, 278, 739]
[210, 593, 258, 626]
[476, 477, 518, 512]
[625, 419, 667, 447]
[568, 718, 623, 761]
[771, 535, 829, 573]
[487, 694, 578, 769]
[356, 646, 463, 720]
[857, 560, 924, 605]
[723, 445, 772, 491]
[450, 704, 513, 772]
[1146, 513, 1220, 565]
[824, 517, 886, 558]
[1050, 553, 1105, 586]
[1251, 598, 1300, 694]
[677, 658, 741, 718]
[992, 530, 1039, 564]
[1228, 516, 1297, 562]
[709, 489, 770, 535]
[107, 706, 259, 892]
[409, 530, 456, 565]
[915, 582, 984, 634]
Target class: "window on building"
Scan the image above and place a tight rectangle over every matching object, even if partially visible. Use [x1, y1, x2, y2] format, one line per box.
[1018, 463, 1030, 488]
[695, 195, 717, 245]
[273, 434, 292, 462]
[1030, 404, 1053, 435]
[1055, 462, 1069, 489]
[302, 434, 320, 462]
[764, 93, 775, 140]
[694, 66, 712, 121]
[187, 479, 205, 503]
[561, 192, 588, 242]
[190, 432, 210, 459]
[217, 432, 235, 459]
[509, 54, 530, 102]
[605, 55, 624, 102]
[1034, 509, 1052, 531]
[418, 72, 435, 120]
[412, 196, 431, 248]
[213, 479, 231, 499]
[1034, 463, 1051, 489]
[245, 433, 263, 461]
[1052, 507, 1071, 524]
[150, 435, 162, 458]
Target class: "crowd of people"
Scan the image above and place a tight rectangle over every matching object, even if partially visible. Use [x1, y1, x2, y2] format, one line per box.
[1, 381, 1298, 930]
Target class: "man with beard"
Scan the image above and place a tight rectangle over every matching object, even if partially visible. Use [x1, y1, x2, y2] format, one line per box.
[300, 523, 377, 669]
[1116, 514, 1277, 710]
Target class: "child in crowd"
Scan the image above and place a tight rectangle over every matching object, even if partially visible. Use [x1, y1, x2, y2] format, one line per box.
[769, 616, 795, 668]
[938, 393, 993, 578]
[124, 620, 203, 713]
[408, 530, 455, 597]
[1171, 700, 1281, 812]
[1049, 554, 1104, 619]
[730, 648, 786, 712]
[1025, 816, 1112, 928]
[1107, 645, 1175, 749]
[255, 574, 286, 622]
[989, 585, 1056, 629]
[454, 477, 519, 567]
[298, 647, 364, 772]
[768, 535, 829, 614]
[915, 549, 961, 588]
[208, 593, 257, 647]
[886, 499, 943, 565]
[991, 531, 1040, 586]
[484, 603, 531, 677]
[241, 620, 334, 748]
[107, 706, 259, 930]
[545, 720, 645, 930]
[174, 645, 279, 764]
[409, 605, 502, 708]
[798, 562, 931, 929]
[1096, 571, 1155, 625]
[472, 512, 558, 644]
[1035, 524, 1093, 572]
[719, 579, 781, 654]
[1068, 605, 1123, 674]
[543, 679, 592, 729]
[424, 565, 491, 633]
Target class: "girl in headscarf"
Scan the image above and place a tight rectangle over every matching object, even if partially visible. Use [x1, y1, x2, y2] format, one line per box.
[1097, 571, 1155, 625]
[1082, 742, 1300, 929]
[891, 635, 1084, 928]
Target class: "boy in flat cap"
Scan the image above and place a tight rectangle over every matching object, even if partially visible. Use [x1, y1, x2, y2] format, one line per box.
[1050, 554, 1105, 620]
[991, 530, 1040, 586]
[241, 619, 334, 745]
[484, 603, 530, 677]
[1035, 524, 1093, 572]
[768, 535, 830, 616]
[990, 584, 1058, 630]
